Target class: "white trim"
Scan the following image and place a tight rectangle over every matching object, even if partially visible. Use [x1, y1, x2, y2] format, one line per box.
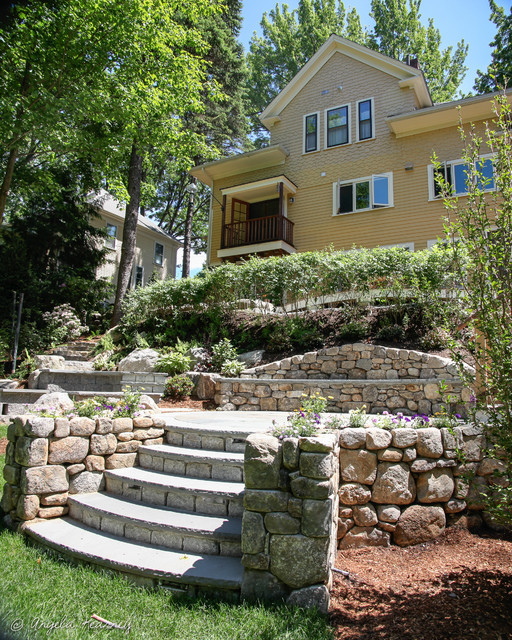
[217, 240, 296, 259]
[221, 175, 297, 196]
[379, 242, 415, 252]
[304, 111, 320, 154]
[154, 241, 164, 267]
[324, 103, 351, 148]
[105, 222, 117, 250]
[133, 265, 144, 288]
[356, 97, 375, 142]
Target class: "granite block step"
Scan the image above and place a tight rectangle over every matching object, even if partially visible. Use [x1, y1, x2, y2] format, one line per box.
[164, 417, 261, 453]
[138, 444, 245, 482]
[24, 517, 243, 592]
[104, 466, 244, 517]
[68, 493, 242, 556]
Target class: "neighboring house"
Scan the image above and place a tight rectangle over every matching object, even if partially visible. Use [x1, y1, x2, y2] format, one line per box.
[191, 35, 512, 265]
[90, 192, 182, 291]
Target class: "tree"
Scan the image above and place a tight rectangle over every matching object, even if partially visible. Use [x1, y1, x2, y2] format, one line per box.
[146, 0, 250, 276]
[247, 0, 368, 143]
[369, 0, 468, 103]
[474, 0, 512, 94]
[436, 94, 512, 524]
[247, 0, 468, 142]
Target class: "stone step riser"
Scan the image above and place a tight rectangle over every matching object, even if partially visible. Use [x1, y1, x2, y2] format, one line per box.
[68, 502, 241, 557]
[138, 450, 244, 483]
[165, 429, 248, 453]
[105, 475, 244, 518]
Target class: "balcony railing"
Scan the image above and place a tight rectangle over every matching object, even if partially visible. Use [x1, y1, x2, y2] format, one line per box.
[222, 215, 294, 249]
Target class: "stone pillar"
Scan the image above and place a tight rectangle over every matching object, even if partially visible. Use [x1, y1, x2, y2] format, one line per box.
[241, 431, 339, 613]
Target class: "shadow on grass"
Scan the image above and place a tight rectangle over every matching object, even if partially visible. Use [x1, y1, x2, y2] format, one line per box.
[330, 567, 512, 640]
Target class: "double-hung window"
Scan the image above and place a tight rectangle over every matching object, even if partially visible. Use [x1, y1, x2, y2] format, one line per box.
[333, 173, 393, 215]
[134, 266, 144, 288]
[325, 105, 349, 148]
[428, 156, 495, 199]
[357, 98, 374, 141]
[154, 242, 164, 266]
[105, 223, 117, 249]
[304, 112, 319, 153]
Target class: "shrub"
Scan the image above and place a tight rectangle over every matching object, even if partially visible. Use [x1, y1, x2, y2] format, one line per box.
[71, 387, 144, 419]
[211, 338, 239, 372]
[221, 359, 245, 377]
[42, 303, 88, 345]
[164, 374, 194, 400]
[155, 351, 191, 376]
[337, 321, 369, 341]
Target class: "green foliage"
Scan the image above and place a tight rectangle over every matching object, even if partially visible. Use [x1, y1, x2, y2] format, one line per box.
[474, 0, 512, 94]
[155, 351, 191, 376]
[211, 338, 239, 372]
[344, 405, 368, 428]
[337, 321, 370, 342]
[72, 387, 144, 419]
[164, 374, 195, 401]
[272, 392, 328, 439]
[42, 304, 88, 346]
[437, 94, 512, 523]
[92, 354, 117, 372]
[221, 359, 245, 377]
[371, 411, 432, 429]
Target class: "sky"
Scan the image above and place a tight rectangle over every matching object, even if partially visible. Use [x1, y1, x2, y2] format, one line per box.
[180, 0, 512, 277]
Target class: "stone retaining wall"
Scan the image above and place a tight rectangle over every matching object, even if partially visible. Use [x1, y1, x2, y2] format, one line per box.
[1, 414, 164, 522]
[241, 344, 473, 381]
[215, 378, 469, 416]
[241, 432, 339, 613]
[336, 424, 500, 548]
[29, 369, 167, 395]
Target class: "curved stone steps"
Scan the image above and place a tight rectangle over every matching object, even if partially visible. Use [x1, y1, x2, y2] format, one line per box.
[23, 517, 243, 591]
[68, 492, 242, 556]
[104, 466, 244, 516]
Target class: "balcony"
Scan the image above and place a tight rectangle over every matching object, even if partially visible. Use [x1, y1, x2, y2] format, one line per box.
[222, 214, 294, 250]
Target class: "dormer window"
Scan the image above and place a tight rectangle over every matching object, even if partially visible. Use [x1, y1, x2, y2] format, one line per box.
[357, 98, 374, 141]
[304, 112, 319, 153]
[326, 105, 349, 147]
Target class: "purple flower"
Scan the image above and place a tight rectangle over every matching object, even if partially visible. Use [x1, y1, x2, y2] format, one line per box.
[455, 413, 461, 419]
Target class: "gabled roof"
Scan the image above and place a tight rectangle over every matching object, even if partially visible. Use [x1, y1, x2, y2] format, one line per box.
[259, 34, 432, 129]
[94, 191, 183, 247]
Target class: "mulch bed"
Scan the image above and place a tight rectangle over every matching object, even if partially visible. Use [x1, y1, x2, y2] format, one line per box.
[330, 526, 512, 640]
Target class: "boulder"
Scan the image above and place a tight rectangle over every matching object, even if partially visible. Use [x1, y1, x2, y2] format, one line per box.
[117, 348, 160, 372]
[394, 505, 446, 546]
[48, 436, 89, 464]
[339, 526, 390, 549]
[371, 462, 416, 505]
[33, 355, 66, 370]
[238, 350, 265, 368]
[33, 392, 74, 413]
[68, 471, 104, 494]
[338, 482, 371, 505]
[139, 395, 159, 411]
[287, 585, 330, 614]
[241, 511, 266, 554]
[340, 449, 377, 485]
[21, 466, 68, 494]
[270, 535, 330, 588]
[417, 468, 454, 503]
[244, 433, 281, 489]
[195, 373, 219, 400]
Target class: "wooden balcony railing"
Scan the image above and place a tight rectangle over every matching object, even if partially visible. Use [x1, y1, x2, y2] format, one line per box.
[222, 215, 294, 249]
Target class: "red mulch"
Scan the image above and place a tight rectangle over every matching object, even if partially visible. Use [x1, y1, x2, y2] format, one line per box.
[157, 397, 216, 411]
[330, 526, 512, 640]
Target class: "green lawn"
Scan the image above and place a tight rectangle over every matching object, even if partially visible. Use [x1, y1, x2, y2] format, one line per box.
[0, 427, 333, 640]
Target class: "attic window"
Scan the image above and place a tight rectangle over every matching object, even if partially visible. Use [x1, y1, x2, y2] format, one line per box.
[326, 105, 349, 147]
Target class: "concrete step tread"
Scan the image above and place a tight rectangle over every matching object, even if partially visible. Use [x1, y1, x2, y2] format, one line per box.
[69, 493, 242, 538]
[24, 518, 243, 589]
[105, 466, 244, 497]
[139, 444, 245, 464]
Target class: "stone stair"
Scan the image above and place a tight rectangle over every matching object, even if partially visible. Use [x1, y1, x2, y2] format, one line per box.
[51, 340, 97, 362]
[22, 414, 264, 597]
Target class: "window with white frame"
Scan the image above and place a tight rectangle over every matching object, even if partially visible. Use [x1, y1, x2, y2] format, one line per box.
[304, 112, 319, 153]
[154, 242, 164, 266]
[325, 105, 349, 148]
[333, 172, 393, 215]
[379, 242, 415, 251]
[105, 223, 117, 249]
[428, 156, 495, 199]
[357, 98, 374, 141]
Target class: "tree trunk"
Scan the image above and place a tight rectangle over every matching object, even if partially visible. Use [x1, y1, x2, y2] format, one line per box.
[182, 176, 197, 279]
[0, 147, 18, 224]
[110, 142, 143, 326]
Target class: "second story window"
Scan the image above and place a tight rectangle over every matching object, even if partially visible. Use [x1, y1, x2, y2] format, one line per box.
[326, 105, 349, 147]
[154, 242, 164, 266]
[105, 223, 117, 249]
[357, 98, 374, 141]
[333, 173, 393, 215]
[428, 156, 495, 199]
[304, 112, 319, 153]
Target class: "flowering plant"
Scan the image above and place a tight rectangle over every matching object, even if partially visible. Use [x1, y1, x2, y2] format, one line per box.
[271, 392, 328, 439]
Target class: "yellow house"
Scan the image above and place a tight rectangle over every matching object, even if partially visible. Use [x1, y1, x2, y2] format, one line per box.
[191, 34, 512, 265]
[90, 191, 182, 292]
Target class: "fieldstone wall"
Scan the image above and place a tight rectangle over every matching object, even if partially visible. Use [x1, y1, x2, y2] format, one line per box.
[1, 414, 164, 522]
[215, 378, 469, 416]
[337, 423, 500, 548]
[241, 344, 473, 381]
[241, 432, 339, 613]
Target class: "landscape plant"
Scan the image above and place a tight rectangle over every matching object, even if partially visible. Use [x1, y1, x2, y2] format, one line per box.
[436, 93, 512, 523]
[155, 351, 192, 376]
[272, 392, 328, 439]
[164, 374, 195, 401]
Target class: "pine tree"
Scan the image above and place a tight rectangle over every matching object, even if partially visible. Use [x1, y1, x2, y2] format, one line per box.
[474, 0, 512, 94]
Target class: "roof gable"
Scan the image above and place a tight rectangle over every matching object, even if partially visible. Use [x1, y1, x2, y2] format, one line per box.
[259, 34, 432, 129]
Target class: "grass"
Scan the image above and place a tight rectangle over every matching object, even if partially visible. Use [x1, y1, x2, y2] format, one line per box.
[0, 429, 333, 640]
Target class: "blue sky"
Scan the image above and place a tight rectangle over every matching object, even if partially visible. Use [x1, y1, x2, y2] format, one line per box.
[240, 0, 512, 96]
[182, 0, 511, 277]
